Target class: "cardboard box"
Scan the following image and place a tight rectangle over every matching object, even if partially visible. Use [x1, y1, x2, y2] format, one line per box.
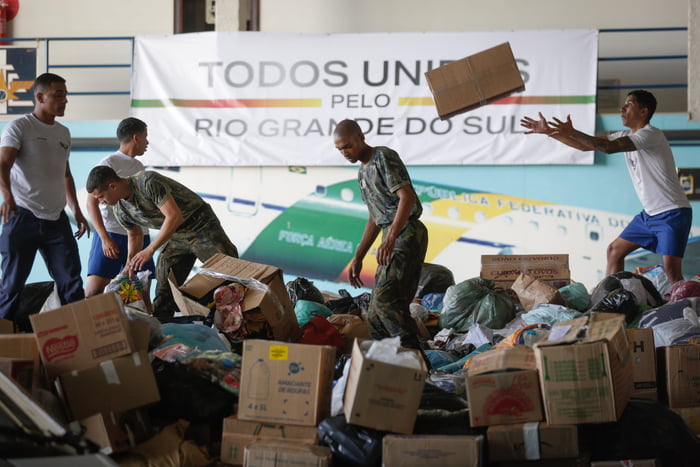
[0, 319, 13, 334]
[626, 328, 657, 400]
[481, 254, 570, 289]
[657, 344, 700, 408]
[672, 406, 700, 436]
[382, 434, 483, 467]
[30, 292, 134, 377]
[590, 461, 657, 467]
[221, 416, 318, 466]
[343, 339, 427, 434]
[466, 346, 544, 427]
[511, 273, 566, 311]
[0, 334, 42, 390]
[534, 313, 633, 424]
[238, 340, 335, 426]
[243, 439, 331, 467]
[172, 254, 301, 342]
[80, 409, 151, 455]
[487, 422, 579, 461]
[425, 42, 525, 120]
[57, 349, 160, 420]
[0, 358, 36, 392]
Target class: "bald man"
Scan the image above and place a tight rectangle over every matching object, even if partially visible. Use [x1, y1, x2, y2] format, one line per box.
[333, 119, 429, 356]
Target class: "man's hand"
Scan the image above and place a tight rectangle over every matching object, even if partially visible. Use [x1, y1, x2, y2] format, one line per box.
[127, 248, 153, 279]
[101, 236, 119, 259]
[0, 196, 17, 224]
[73, 211, 91, 239]
[348, 258, 364, 288]
[376, 236, 396, 266]
[549, 114, 575, 137]
[520, 112, 553, 135]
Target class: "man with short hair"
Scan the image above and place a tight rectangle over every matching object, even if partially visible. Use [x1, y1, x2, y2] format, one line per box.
[0, 73, 89, 320]
[86, 166, 238, 317]
[85, 117, 155, 311]
[521, 90, 692, 284]
[333, 119, 428, 353]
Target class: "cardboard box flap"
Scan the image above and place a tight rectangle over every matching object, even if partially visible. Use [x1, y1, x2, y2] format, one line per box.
[168, 273, 210, 317]
[535, 316, 588, 347]
[179, 254, 281, 299]
[468, 345, 537, 375]
[583, 313, 627, 344]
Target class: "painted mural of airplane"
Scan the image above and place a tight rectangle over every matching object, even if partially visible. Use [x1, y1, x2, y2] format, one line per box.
[140, 165, 700, 291]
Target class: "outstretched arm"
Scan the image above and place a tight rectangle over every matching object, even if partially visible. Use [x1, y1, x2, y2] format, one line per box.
[548, 115, 637, 154]
[521, 112, 591, 151]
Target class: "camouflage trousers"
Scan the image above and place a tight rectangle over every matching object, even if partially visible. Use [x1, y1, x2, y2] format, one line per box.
[153, 205, 238, 317]
[367, 219, 428, 341]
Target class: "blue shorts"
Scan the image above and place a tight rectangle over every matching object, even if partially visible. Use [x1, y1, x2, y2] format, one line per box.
[621, 208, 693, 257]
[87, 231, 156, 279]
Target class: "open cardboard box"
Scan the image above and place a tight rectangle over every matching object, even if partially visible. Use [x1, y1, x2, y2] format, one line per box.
[169, 254, 301, 342]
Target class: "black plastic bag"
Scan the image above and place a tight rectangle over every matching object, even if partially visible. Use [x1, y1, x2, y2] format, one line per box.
[17, 281, 55, 332]
[589, 289, 639, 323]
[326, 289, 371, 316]
[581, 399, 700, 467]
[590, 271, 663, 309]
[317, 415, 384, 467]
[149, 358, 236, 424]
[413, 383, 474, 435]
[286, 277, 325, 306]
[415, 263, 455, 298]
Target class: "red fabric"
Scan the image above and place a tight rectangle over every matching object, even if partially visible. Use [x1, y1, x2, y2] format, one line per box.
[297, 315, 345, 351]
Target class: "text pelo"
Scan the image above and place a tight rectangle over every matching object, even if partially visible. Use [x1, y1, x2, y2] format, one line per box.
[198, 59, 530, 88]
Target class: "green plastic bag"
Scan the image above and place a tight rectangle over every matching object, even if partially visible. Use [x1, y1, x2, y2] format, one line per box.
[438, 278, 515, 331]
[294, 299, 333, 327]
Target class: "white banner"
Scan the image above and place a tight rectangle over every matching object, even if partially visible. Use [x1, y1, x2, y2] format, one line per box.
[131, 30, 598, 166]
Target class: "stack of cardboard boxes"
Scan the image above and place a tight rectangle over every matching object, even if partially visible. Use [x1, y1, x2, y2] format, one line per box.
[27, 292, 159, 454]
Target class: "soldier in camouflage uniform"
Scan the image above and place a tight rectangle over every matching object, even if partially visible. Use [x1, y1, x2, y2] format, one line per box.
[86, 166, 238, 316]
[333, 119, 428, 352]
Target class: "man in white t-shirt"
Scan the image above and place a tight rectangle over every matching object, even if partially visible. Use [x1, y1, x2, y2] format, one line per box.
[85, 117, 155, 311]
[0, 73, 90, 321]
[521, 90, 692, 284]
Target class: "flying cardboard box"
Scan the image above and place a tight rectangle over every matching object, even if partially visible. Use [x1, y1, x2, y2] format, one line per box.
[626, 328, 657, 400]
[172, 254, 301, 342]
[481, 254, 570, 289]
[243, 439, 332, 467]
[425, 42, 525, 119]
[238, 340, 335, 426]
[343, 339, 427, 434]
[657, 343, 700, 408]
[30, 293, 134, 378]
[466, 345, 543, 427]
[382, 434, 482, 467]
[534, 313, 633, 424]
[220, 416, 318, 466]
[487, 422, 579, 461]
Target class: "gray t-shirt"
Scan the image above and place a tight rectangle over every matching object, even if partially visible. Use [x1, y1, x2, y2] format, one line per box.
[0, 114, 70, 220]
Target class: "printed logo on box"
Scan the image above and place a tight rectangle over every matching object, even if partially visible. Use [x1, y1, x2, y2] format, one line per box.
[43, 335, 79, 361]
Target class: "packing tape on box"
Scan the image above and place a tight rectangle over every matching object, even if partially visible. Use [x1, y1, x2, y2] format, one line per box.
[100, 360, 120, 385]
[462, 58, 488, 106]
[523, 421, 541, 460]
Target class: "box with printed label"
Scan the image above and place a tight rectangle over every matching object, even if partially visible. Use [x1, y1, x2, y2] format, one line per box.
[424, 42, 525, 120]
[487, 422, 579, 461]
[171, 254, 301, 342]
[466, 345, 543, 427]
[30, 292, 134, 378]
[382, 434, 482, 467]
[481, 254, 570, 289]
[657, 343, 700, 408]
[626, 328, 657, 400]
[343, 339, 427, 434]
[243, 439, 331, 467]
[238, 340, 335, 426]
[220, 416, 318, 466]
[534, 313, 633, 424]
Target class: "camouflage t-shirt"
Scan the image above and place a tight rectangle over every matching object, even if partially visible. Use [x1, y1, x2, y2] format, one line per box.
[358, 146, 422, 227]
[114, 171, 206, 230]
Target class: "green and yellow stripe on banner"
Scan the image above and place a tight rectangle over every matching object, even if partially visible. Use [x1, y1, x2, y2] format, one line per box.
[398, 95, 596, 106]
[131, 98, 323, 108]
